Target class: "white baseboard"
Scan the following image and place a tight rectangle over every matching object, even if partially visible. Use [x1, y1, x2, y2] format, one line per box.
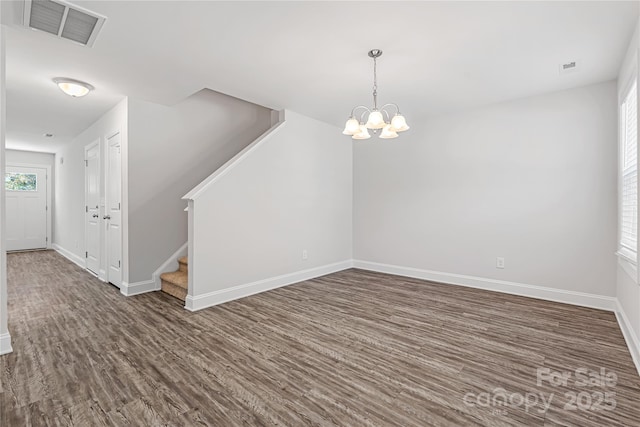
[0, 332, 13, 355]
[153, 242, 188, 291]
[52, 243, 86, 269]
[353, 260, 640, 375]
[185, 260, 353, 311]
[615, 300, 640, 376]
[352, 260, 618, 312]
[120, 280, 157, 297]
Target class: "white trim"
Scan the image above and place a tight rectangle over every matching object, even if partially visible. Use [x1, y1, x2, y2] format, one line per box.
[1, 24, 8, 347]
[184, 258, 640, 375]
[105, 131, 123, 288]
[120, 280, 156, 296]
[0, 332, 12, 355]
[352, 260, 617, 312]
[183, 111, 286, 200]
[185, 260, 352, 311]
[619, 67, 638, 103]
[617, 76, 639, 283]
[153, 242, 188, 291]
[352, 260, 640, 374]
[118, 109, 130, 287]
[618, 256, 638, 284]
[616, 249, 637, 266]
[6, 162, 52, 250]
[187, 199, 194, 297]
[52, 243, 86, 269]
[615, 299, 640, 376]
[84, 139, 101, 277]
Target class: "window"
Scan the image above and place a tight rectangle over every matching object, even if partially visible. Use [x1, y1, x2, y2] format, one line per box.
[620, 79, 638, 262]
[5, 172, 37, 191]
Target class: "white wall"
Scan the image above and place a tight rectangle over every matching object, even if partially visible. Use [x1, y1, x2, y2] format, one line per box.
[127, 89, 271, 283]
[6, 149, 54, 165]
[54, 99, 127, 267]
[617, 16, 640, 368]
[188, 110, 352, 308]
[355, 81, 618, 297]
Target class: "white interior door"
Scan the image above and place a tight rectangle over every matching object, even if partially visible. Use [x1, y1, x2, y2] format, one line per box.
[106, 132, 122, 287]
[85, 142, 100, 275]
[5, 166, 48, 251]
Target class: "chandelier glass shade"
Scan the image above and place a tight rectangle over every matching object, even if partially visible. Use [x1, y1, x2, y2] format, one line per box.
[343, 49, 409, 139]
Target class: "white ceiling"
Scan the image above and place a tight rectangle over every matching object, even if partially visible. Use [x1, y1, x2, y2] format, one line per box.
[3, 1, 638, 153]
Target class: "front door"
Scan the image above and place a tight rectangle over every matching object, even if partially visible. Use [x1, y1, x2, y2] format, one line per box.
[6, 166, 48, 251]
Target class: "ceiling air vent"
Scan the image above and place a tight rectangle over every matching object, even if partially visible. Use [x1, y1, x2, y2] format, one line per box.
[23, 0, 106, 47]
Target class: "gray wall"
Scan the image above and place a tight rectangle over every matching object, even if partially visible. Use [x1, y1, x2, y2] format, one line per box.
[6, 149, 54, 164]
[191, 109, 353, 295]
[54, 99, 127, 266]
[354, 80, 618, 297]
[127, 89, 271, 283]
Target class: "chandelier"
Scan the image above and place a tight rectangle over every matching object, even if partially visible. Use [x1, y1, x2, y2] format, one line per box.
[343, 49, 410, 140]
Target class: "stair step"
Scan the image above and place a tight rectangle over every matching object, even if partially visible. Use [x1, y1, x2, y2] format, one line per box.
[160, 270, 187, 289]
[160, 256, 188, 301]
[161, 279, 187, 301]
[178, 256, 188, 272]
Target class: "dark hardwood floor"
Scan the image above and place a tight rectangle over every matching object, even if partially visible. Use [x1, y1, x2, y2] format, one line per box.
[1, 250, 639, 426]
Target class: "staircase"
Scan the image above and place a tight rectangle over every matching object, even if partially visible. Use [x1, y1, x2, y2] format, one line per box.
[160, 256, 188, 301]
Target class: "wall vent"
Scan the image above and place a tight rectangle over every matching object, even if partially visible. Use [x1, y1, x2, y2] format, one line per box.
[559, 60, 578, 75]
[23, 0, 106, 47]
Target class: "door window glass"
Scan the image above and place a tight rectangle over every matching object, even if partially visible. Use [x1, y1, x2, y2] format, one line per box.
[5, 173, 37, 191]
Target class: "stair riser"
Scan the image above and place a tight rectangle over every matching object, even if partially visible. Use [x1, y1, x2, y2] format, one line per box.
[160, 270, 187, 289]
[161, 280, 187, 301]
[161, 256, 188, 300]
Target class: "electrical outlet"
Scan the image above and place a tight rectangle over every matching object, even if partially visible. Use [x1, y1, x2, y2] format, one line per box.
[302, 249, 308, 260]
[496, 257, 505, 269]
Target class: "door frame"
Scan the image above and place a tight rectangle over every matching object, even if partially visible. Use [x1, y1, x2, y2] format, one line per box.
[105, 130, 122, 288]
[106, 128, 129, 291]
[84, 139, 103, 280]
[5, 162, 52, 250]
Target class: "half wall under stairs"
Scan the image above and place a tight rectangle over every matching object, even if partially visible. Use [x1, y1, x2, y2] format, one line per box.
[160, 256, 188, 301]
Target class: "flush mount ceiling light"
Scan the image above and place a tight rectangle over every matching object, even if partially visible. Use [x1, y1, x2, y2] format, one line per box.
[53, 78, 94, 97]
[343, 49, 409, 140]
